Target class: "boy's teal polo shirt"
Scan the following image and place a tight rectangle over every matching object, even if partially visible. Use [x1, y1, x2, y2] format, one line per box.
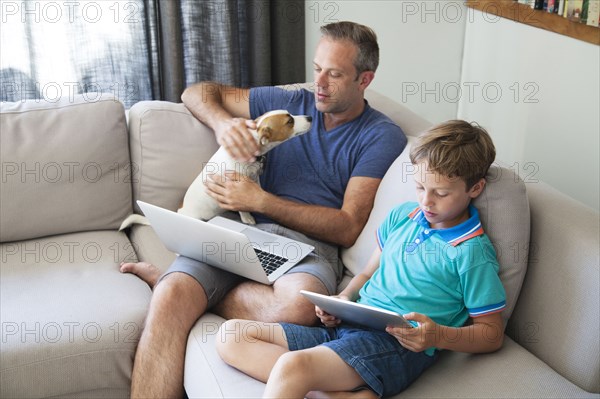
[358, 202, 506, 354]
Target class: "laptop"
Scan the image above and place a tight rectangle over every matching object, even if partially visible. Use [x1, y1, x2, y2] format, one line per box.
[137, 201, 314, 285]
[300, 290, 414, 330]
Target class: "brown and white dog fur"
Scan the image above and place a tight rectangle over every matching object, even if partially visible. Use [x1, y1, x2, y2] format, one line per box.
[119, 110, 312, 230]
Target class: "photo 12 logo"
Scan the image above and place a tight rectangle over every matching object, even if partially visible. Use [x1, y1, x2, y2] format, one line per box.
[401, 81, 540, 104]
[1, 1, 142, 24]
[1, 161, 138, 185]
[396, 1, 540, 25]
[2, 321, 141, 344]
[1, 81, 139, 104]
[1, 240, 138, 264]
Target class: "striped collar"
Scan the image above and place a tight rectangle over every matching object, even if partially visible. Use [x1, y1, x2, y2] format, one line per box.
[408, 205, 485, 247]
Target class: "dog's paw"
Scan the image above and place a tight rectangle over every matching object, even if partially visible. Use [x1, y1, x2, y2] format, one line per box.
[239, 211, 256, 225]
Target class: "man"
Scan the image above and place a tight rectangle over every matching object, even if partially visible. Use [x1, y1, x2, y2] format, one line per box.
[122, 21, 407, 398]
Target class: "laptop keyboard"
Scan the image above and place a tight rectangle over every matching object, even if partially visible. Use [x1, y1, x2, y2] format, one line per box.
[254, 248, 288, 276]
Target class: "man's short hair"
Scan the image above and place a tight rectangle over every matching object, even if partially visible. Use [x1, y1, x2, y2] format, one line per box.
[409, 120, 496, 190]
[320, 21, 379, 74]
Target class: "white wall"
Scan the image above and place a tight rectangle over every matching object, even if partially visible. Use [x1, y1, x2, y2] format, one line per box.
[304, 0, 467, 123]
[458, 12, 600, 211]
[305, 1, 600, 211]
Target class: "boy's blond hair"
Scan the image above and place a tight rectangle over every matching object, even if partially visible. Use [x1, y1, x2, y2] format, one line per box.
[409, 120, 496, 190]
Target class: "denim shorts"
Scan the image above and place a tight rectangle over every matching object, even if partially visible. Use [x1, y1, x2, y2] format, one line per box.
[158, 215, 343, 309]
[280, 323, 438, 398]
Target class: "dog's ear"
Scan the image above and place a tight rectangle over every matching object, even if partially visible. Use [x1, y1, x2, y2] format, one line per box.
[258, 126, 271, 146]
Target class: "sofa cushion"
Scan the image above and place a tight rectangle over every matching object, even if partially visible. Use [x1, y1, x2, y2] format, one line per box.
[473, 162, 530, 323]
[341, 137, 418, 278]
[127, 101, 220, 214]
[184, 314, 266, 399]
[341, 142, 530, 323]
[0, 231, 150, 398]
[400, 337, 597, 399]
[0, 95, 132, 242]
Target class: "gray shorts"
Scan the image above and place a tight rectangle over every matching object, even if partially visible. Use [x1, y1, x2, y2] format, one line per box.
[158, 218, 343, 309]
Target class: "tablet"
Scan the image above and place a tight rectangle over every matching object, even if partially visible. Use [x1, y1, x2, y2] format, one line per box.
[300, 290, 413, 331]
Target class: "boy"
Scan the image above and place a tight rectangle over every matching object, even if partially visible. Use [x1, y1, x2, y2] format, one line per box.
[216, 120, 506, 398]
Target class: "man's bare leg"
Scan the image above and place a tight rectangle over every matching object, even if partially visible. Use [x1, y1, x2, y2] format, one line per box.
[120, 262, 329, 325]
[120, 262, 162, 288]
[213, 272, 328, 325]
[130, 272, 208, 398]
[121, 263, 332, 396]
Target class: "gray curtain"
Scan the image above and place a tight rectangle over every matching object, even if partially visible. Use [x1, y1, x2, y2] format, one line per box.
[0, 0, 305, 107]
[180, 0, 305, 89]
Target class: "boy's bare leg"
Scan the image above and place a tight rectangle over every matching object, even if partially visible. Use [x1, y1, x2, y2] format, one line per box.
[216, 319, 290, 382]
[130, 272, 208, 399]
[264, 346, 366, 398]
[218, 320, 374, 399]
[306, 389, 377, 399]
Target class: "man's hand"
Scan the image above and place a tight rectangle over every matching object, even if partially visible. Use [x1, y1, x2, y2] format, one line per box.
[205, 171, 266, 213]
[215, 118, 259, 162]
[181, 82, 256, 161]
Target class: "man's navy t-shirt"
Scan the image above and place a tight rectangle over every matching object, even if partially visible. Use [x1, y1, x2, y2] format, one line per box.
[249, 86, 407, 224]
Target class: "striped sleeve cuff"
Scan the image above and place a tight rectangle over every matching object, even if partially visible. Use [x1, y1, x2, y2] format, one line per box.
[376, 228, 384, 250]
[469, 301, 506, 318]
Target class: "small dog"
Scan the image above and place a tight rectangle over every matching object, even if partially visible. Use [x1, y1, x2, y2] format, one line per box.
[178, 110, 312, 224]
[119, 110, 312, 230]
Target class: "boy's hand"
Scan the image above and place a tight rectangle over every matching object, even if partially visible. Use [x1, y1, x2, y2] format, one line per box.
[315, 295, 350, 327]
[386, 312, 438, 353]
[315, 306, 340, 327]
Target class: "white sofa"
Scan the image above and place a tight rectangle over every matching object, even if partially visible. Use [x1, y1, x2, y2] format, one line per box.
[1, 87, 598, 398]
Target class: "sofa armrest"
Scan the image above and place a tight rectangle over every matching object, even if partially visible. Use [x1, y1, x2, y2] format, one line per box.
[508, 181, 600, 393]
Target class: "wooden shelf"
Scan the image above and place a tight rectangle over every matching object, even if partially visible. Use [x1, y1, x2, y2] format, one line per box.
[466, 0, 600, 45]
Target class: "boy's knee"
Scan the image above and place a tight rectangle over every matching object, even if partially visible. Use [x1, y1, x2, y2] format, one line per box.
[275, 350, 313, 376]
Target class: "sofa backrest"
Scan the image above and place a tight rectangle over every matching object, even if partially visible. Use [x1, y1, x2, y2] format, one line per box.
[0, 94, 132, 242]
[507, 181, 600, 393]
[127, 101, 220, 214]
[364, 88, 430, 138]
